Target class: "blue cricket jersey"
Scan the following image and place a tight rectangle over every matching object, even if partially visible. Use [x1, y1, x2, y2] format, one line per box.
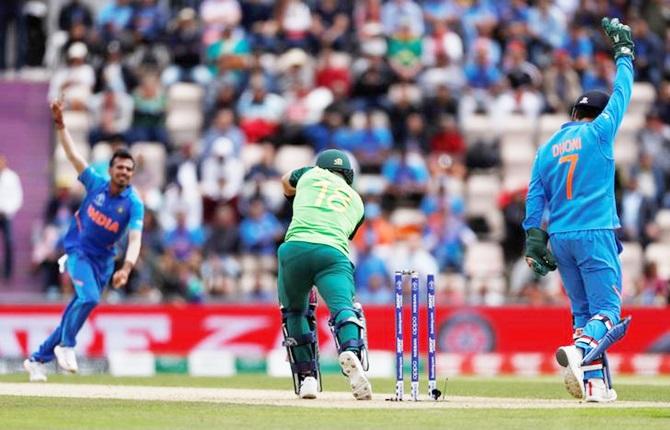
[63, 166, 144, 260]
[523, 57, 634, 234]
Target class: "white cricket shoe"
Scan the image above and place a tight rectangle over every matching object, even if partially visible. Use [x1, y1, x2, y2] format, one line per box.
[23, 359, 47, 382]
[555, 345, 585, 399]
[339, 351, 372, 400]
[299, 376, 318, 399]
[54, 345, 78, 373]
[585, 378, 617, 403]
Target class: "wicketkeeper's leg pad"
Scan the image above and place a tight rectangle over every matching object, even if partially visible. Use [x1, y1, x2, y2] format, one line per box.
[579, 315, 632, 389]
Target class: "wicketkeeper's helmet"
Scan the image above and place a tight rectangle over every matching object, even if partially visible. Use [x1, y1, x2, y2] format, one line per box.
[571, 90, 610, 120]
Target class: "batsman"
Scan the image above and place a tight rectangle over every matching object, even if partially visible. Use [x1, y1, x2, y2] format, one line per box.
[278, 149, 371, 400]
[523, 18, 634, 403]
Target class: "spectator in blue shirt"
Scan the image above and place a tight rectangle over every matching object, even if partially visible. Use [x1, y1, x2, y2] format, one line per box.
[348, 111, 392, 172]
[630, 151, 666, 207]
[382, 149, 430, 205]
[356, 273, 394, 304]
[581, 54, 615, 92]
[201, 108, 245, 159]
[563, 23, 594, 73]
[164, 210, 205, 262]
[425, 196, 476, 273]
[527, 0, 567, 49]
[355, 244, 391, 296]
[239, 198, 283, 256]
[499, 0, 530, 24]
[631, 18, 664, 86]
[421, 0, 453, 31]
[58, 0, 93, 32]
[131, 0, 167, 43]
[162, 8, 212, 87]
[464, 44, 502, 90]
[381, 0, 424, 37]
[461, 43, 502, 118]
[98, 0, 134, 42]
[303, 108, 351, 153]
[460, 1, 499, 49]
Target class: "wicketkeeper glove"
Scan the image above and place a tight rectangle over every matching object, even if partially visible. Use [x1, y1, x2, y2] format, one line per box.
[601, 17, 635, 60]
[524, 228, 557, 277]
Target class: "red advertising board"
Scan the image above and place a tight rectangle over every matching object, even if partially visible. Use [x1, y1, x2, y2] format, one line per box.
[1, 305, 668, 357]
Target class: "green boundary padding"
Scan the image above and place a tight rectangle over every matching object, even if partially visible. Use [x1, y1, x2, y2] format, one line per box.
[155, 356, 188, 374]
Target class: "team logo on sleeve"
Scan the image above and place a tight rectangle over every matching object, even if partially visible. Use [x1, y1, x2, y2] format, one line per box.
[94, 193, 105, 207]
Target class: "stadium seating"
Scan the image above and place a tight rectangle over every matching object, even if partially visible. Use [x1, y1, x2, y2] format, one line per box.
[274, 145, 315, 174]
[62, 110, 90, 146]
[167, 83, 204, 112]
[240, 143, 266, 171]
[92, 142, 113, 162]
[464, 241, 505, 280]
[620, 242, 644, 288]
[500, 136, 535, 172]
[538, 114, 569, 145]
[644, 243, 670, 279]
[463, 114, 494, 142]
[130, 142, 167, 189]
[613, 136, 639, 168]
[629, 83, 656, 115]
[655, 209, 670, 243]
[355, 174, 388, 196]
[166, 109, 203, 147]
[465, 174, 500, 216]
[390, 207, 425, 228]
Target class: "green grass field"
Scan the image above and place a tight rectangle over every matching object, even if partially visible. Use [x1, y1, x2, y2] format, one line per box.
[1, 374, 669, 430]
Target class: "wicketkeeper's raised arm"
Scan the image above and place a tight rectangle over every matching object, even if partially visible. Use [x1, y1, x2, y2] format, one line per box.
[592, 17, 635, 143]
[50, 99, 88, 175]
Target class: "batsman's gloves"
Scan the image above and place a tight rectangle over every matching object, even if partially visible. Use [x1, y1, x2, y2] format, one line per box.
[524, 228, 557, 277]
[602, 17, 635, 60]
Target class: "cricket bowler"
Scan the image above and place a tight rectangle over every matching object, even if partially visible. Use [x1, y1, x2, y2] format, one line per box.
[24, 99, 144, 381]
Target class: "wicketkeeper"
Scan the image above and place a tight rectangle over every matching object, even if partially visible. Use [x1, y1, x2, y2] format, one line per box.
[523, 17, 635, 402]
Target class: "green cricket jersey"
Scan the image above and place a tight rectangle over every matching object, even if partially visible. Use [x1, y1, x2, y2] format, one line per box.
[285, 167, 365, 259]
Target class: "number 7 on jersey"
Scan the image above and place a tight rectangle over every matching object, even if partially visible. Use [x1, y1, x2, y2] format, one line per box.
[559, 154, 578, 200]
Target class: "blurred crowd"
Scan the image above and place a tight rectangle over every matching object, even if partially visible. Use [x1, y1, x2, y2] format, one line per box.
[12, 0, 670, 306]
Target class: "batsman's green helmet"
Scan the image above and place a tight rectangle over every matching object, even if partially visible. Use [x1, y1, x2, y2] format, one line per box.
[315, 149, 354, 185]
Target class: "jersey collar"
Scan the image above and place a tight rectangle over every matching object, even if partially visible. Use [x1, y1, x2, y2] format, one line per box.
[107, 182, 133, 198]
[561, 121, 582, 129]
